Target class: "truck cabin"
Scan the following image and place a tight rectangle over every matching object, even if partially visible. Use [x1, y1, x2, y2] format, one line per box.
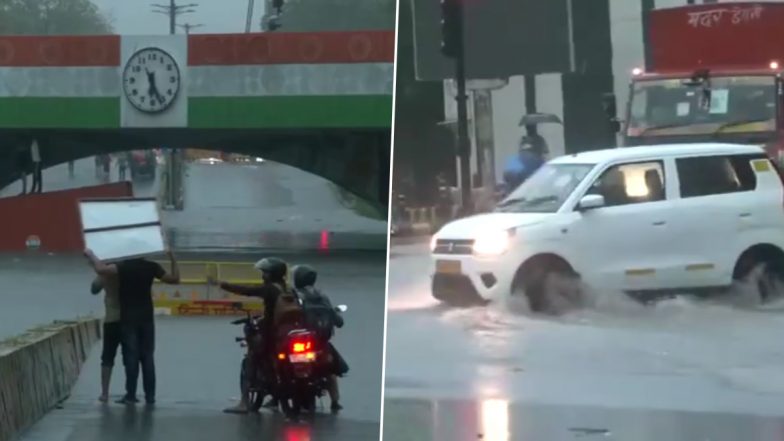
[607, 2, 784, 165]
[625, 69, 780, 146]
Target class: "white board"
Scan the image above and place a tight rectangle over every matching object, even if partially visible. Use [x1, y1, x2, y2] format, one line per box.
[79, 198, 165, 262]
[79, 200, 159, 230]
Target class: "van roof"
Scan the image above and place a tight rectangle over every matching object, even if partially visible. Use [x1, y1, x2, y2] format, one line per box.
[552, 143, 764, 165]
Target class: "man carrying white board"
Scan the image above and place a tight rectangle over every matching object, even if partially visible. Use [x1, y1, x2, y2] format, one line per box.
[84, 249, 180, 405]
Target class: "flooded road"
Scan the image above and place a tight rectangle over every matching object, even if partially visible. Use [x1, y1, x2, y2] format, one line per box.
[3, 251, 386, 440]
[383, 240, 784, 440]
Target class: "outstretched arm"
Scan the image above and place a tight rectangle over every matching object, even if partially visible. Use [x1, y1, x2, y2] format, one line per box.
[157, 251, 180, 284]
[219, 281, 269, 298]
[84, 249, 118, 276]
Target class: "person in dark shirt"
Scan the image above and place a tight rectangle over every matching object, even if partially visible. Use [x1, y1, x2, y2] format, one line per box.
[84, 249, 180, 405]
[213, 257, 288, 414]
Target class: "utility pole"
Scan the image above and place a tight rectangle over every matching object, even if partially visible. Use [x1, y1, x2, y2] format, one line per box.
[178, 23, 204, 34]
[152, 1, 198, 35]
[151, 1, 197, 210]
[245, 0, 255, 33]
[440, 0, 472, 214]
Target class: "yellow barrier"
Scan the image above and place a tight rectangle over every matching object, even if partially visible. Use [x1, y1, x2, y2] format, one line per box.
[149, 260, 277, 316]
[152, 260, 267, 285]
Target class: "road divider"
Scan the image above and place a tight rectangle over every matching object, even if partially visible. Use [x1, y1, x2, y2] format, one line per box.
[0, 318, 101, 441]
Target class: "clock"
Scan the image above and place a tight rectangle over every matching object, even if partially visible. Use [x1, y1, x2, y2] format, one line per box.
[122, 47, 181, 114]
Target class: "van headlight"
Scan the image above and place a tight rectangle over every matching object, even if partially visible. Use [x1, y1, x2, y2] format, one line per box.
[473, 230, 512, 256]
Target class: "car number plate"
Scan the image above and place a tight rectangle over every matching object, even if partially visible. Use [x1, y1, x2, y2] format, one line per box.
[436, 260, 461, 274]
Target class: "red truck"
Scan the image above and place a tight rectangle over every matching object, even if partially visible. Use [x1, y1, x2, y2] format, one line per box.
[605, 2, 784, 165]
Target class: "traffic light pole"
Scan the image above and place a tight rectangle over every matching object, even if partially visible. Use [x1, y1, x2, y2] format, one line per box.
[454, 44, 472, 215]
[441, 0, 472, 214]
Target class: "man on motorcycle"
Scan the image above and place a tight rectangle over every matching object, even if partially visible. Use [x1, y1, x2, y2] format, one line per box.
[215, 257, 294, 414]
[292, 265, 348, 412]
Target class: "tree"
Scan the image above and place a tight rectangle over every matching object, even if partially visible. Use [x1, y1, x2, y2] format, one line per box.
[0, 0, 113, 35]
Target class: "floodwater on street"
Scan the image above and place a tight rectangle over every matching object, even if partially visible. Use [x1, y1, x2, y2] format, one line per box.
[3, 251, 386, 441]
[384, 240, 784, 440]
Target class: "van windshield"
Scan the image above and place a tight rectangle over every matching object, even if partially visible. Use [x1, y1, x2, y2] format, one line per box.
[496, 163, 594, 213]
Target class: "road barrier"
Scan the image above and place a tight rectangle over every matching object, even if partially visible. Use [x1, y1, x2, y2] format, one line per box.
[0, 318, 101, 441]
[151, 260, 267, 316]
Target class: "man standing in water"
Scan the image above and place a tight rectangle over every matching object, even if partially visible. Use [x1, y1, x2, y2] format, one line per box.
[85, 249, 180, 404]
[90, 273, 122, 403]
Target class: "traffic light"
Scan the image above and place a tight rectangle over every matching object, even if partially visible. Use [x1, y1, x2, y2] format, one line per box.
[440, 0, 462, 58]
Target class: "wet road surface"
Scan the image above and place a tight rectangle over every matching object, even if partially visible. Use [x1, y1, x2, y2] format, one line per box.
[383, 240, 784, 440]
[1, 158, 386, 251]
[3, 251, 386, 440]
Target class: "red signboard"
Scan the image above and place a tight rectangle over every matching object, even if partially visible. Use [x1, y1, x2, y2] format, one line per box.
[649, 2, 784, 73]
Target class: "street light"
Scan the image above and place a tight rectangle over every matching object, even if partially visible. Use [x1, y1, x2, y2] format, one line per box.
[151, 1, 199, 34]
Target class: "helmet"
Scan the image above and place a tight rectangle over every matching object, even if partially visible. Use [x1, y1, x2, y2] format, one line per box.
[253, 257, 287, 282]
[292, 265, 318, 289]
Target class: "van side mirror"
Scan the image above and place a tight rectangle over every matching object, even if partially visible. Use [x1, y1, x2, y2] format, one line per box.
[577, 194, 605, 211]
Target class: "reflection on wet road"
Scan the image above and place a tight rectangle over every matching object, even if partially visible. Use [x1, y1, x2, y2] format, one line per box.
[1, 158, 386, 251]
[4, 251, 386, 440]
[384, 240, 784, 440]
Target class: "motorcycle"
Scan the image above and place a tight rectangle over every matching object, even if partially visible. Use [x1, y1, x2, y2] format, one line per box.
[231, 311, 271, 412]
[273, 304, 348, 418]
[231, 304, 348, 418]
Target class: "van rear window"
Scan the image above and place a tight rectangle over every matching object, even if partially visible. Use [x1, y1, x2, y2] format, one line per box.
[676, 153, 766, 198]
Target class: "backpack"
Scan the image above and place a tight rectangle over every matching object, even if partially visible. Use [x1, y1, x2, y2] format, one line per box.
[300, 288, 335, 342]
[272, 283, 303, 329]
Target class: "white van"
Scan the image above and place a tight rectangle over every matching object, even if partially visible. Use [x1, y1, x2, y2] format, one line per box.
[429, 143, 784, 310]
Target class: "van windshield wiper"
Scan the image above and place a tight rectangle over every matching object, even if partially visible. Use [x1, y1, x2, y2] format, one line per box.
[637, 122, 702, 136]
[497, 197, 527, 208]
[496, 195, 559, 212]
[713, 117, 773, 134]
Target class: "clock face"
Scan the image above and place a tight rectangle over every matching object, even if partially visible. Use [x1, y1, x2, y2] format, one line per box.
[122, 47, 181, 114]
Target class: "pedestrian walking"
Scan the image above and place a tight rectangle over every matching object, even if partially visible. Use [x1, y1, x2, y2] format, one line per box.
[84, 249, 181, 405]
[118, 155, 128, 181]
[102, 155, 111, 182]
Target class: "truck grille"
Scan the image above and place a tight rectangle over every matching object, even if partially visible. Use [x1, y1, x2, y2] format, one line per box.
[433, 239, 474, 255]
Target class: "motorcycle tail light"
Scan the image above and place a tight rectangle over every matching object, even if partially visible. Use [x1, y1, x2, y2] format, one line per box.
[290, 337, 314, 354]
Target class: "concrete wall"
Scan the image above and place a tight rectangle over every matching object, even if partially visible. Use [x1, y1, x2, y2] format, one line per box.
[0, 182, 132, 253]
[0, 318, 101, 441]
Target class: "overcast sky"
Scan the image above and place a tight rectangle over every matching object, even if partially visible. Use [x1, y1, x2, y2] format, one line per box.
[91, 0, 267, 35]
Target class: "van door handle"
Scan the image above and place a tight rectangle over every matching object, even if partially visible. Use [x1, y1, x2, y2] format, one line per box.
[652, 221, 666, 226]
[739, 213, 751, 218]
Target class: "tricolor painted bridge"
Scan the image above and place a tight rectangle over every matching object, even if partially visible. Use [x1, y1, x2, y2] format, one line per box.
[0, 31, 394, 206]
